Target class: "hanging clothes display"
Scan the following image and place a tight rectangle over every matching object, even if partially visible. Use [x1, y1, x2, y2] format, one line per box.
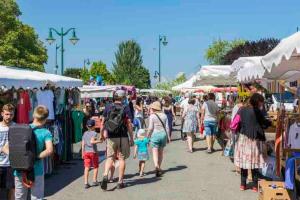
[36, 89, 55, 120]
[288, 122, 300, 149]
[16, 90, 31, 124]
[29, 89, 38, 122]
[71, 109, 85, 143]
[54, 88, 65, 115]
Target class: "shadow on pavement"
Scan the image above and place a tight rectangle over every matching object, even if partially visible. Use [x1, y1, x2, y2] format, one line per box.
[44, 159, 83, 197]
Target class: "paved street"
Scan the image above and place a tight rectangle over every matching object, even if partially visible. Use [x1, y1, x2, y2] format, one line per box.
[45, 124, 257, 200]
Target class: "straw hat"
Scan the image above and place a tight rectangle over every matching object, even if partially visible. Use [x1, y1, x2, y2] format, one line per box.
[150, 101, 162, 111]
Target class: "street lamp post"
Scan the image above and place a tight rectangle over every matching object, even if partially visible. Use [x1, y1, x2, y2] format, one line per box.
[54, 44, 60, 74]
[46, 27, 79, 75]
[158, 35, 168, 82]
[83, 58, 90, 70]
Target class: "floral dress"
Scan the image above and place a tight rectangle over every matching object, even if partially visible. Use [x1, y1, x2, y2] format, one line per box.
[182, 105, 198, 133]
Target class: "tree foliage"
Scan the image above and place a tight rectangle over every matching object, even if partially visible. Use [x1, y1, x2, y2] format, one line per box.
[221, 38, 280, 65]
[64, 68, 82, 79]
[113, 40, 151, 88]
[204, 39, 245, 65]
[0, 0, 47, 71]
[155, 73, 187, 92]
[90, 61, 115, 84]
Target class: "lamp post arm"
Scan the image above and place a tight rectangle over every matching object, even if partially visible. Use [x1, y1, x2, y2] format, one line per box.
[49, 28, 61, 36]
[63, 28, 75, 36]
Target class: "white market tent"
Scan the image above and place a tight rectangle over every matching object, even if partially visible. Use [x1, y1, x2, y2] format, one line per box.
[194, 65, 237, 86]
[260, 31, 300, 82]
[0, 65, 83, 88]
[139, 89, 171, 94]
[231, 56, 266, 82]
[172, 75, 197, 91]
[79, 85, 117, 98]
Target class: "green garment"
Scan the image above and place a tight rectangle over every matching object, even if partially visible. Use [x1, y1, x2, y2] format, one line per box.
[72, 110, 85, 143]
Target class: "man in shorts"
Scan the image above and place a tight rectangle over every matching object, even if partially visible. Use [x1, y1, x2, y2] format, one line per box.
[0, 104, 15, 200]
[101, 90, 134, 190]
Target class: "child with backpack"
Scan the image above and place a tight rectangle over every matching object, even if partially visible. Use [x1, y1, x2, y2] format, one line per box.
[14, 105, 53, 200]
[0, 104, 16, 200]
[82, 119, 102, 189]
[133, 129, 150, 177]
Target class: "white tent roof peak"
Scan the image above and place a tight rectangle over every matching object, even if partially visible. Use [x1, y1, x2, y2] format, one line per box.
[261, 31, 300, 72]
[231, 56, 265, 82]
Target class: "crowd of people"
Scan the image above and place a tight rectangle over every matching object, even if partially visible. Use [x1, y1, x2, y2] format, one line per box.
[0, 87, 272, 199]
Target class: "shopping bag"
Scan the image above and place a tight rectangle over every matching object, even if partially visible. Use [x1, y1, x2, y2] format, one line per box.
[224, 140, 234, 157]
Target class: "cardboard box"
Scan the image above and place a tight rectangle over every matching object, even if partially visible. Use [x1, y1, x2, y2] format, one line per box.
[258, 180, 291, 200]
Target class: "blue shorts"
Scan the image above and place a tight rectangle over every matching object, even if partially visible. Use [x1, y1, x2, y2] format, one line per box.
[151, 131, 167, 149]
[204, 121, 217, 136]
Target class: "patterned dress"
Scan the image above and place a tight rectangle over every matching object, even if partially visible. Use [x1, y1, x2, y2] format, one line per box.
[182, 105, 198, 133]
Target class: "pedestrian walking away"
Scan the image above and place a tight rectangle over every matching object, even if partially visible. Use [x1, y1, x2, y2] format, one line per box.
[147, 101, 171, 177]
[100, 90, 134, 190]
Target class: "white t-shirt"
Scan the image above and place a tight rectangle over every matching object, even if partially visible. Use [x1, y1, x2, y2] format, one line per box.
[180, 98, 189, 112]
[36, 90, 55, 119]
[288, 122, 300, 149]
[148, 113, 170, 134]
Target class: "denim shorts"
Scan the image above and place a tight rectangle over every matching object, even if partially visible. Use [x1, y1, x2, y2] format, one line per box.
[151, 131, 167, 149]
[204, 121, 217, 136]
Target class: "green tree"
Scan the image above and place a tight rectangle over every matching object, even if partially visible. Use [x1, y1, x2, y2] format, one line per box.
[221, 38, 280, 65]
[204, 39, 245, 65]
[0, 0, 47, 71]
[155, 72, 187, 92]
[64, 68, 82, 79]
[113, 40, 151, 88]
[90, 61, 115, 84]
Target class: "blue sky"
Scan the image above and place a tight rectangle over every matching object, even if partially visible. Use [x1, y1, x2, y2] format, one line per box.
[18, 0, 300, 81]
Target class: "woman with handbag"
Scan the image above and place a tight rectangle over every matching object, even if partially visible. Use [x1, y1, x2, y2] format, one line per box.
[234, 93, 271, 192]
[147, 101, 171, 177]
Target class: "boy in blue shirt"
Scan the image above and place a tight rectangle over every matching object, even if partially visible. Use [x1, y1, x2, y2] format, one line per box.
[15, 105, 53, 200]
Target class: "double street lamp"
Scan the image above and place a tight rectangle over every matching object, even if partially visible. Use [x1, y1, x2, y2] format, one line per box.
[156, 35, 168, 82]
[46, 27, 79, 75]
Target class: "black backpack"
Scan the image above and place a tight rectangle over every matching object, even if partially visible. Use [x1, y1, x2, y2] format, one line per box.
[104, 104, 126, 134]
[8, 124, 38, 170]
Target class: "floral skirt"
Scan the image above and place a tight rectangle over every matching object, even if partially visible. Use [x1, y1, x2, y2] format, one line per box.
[234, 134, 266, 169]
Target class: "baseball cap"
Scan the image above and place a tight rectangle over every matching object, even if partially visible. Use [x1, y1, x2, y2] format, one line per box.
[114, 90, 126, 97]
[86, 119, 95, 127]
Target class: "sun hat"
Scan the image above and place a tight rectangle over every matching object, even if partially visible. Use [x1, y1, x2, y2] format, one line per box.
[150, 101, 162, 111]
[137, 129, 146, 137]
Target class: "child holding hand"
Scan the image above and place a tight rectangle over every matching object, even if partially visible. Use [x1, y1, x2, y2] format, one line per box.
[133, 129, 150, 177]
[82, 119, 102, 189]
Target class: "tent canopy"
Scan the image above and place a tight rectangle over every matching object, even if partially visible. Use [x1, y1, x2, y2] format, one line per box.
[139, 89, 171, 94]
[79, 85, 117, 98]
[172, 75, 197, 91]
[194, 65, 237, 86]
[261, 32, 300, 81]
[231, 56, 265, 82]
[0, 66, 83, 88]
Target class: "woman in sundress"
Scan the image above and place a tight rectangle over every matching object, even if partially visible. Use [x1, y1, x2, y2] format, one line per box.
[182, 98, 200, 153]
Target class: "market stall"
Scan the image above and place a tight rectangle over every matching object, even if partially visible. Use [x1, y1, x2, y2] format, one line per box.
[231, 32, 300, 198]
[0, 65, 84, 176]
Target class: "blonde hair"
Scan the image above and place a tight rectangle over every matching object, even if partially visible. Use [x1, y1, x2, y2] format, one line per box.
[2, 104, 15, 113]
[33, 105, 49, 121]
